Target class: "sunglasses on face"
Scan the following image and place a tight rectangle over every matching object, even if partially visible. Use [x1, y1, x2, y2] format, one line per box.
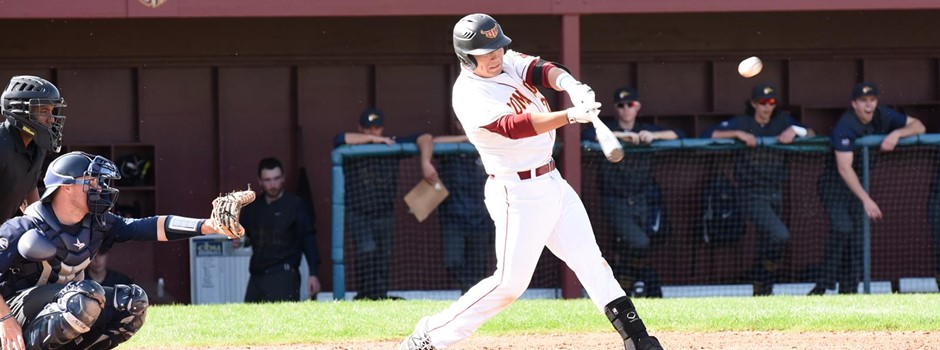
[616, 101, 638, 108]
[755, 98, 777, 106]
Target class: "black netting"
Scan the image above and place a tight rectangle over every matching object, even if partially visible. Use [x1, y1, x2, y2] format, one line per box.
[335, 140, 940, 298]
[582, 141, 939, 297]
[340, 149, 559, 299]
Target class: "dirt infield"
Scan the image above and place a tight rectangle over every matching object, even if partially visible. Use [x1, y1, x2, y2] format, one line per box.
[169, 331, 940, 349]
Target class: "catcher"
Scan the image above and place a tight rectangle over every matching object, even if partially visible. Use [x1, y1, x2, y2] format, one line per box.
[0, 151, 254, 350]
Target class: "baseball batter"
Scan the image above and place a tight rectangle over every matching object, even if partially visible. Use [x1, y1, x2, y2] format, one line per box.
[399, 13, 663, 350]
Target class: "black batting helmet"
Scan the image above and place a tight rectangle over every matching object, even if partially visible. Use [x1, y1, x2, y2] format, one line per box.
[452, 13, 512, 70]
[1, 75, 66, 152]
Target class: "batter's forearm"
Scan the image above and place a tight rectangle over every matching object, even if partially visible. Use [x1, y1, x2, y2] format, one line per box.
[546, 67, 568, 91]
[483, 112, 568, 139]
[530, 111, 570, 134]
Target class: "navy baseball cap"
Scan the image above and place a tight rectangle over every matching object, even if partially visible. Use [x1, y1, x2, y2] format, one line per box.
[853, 82, 879, 99]
[359, 108, 384, 128]
[613, 86, 639, 104]
[751, 83, 779, 100]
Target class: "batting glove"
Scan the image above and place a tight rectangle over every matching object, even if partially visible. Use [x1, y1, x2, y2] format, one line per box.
[566, 82, 597, 106]
[566, 101, 601, 124]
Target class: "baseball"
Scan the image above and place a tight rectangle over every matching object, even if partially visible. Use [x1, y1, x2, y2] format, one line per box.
[738, 56, 763, 78]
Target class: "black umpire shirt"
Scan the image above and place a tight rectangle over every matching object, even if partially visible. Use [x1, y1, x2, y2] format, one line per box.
[239, 192, 320, 277]
[0, 121, 46, 223]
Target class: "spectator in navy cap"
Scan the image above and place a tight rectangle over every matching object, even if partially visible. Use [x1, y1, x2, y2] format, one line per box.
[811, 81, 924, 295]
[582, 86, 683, 298]
[358, 108, 385, 128]
[334, 108, 436, 300]
[708, 82, 814, 296]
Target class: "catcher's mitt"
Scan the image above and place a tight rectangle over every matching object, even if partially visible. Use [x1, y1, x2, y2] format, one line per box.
[209, 185, 256, 238]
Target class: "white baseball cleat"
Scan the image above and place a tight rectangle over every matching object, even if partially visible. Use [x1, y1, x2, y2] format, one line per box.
[398, 317, 436, 350]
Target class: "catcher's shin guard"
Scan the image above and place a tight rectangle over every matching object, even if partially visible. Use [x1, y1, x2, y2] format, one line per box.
[604, 296, 664, 350]
[75, 284, 149, 350]
[25, 280, 106, 350]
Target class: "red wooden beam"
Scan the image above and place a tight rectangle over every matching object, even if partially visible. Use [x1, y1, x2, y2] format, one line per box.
[558, 14, 583, 300]
[2, 0, 939, 19]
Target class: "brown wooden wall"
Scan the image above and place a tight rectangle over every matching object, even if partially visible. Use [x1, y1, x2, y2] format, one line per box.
[3, 11, 940, 301]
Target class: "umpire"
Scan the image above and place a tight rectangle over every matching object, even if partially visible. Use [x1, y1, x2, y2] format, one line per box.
[238, 157, 320, 302]
[0, 75, 67, 224]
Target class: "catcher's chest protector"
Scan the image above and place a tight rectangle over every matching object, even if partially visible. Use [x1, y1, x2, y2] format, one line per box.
[4, 205, 109, 295]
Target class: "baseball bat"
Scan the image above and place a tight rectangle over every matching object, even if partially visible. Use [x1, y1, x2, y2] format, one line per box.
[591, 114, 624, 163]
[572, 88, 623, 163]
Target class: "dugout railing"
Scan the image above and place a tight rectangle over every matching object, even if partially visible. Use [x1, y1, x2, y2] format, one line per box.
[331, 134, 940, 299]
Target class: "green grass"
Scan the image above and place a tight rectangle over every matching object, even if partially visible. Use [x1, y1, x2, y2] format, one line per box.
[123, 294, 940, 348]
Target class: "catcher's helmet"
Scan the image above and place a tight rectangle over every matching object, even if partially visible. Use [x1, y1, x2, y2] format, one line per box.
[453, 13, 512, 70]
[1, 75, 66, 152]
[42, 151, 121, 218]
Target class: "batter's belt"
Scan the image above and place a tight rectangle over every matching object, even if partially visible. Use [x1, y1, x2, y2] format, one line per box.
[490, 159, 556, 180]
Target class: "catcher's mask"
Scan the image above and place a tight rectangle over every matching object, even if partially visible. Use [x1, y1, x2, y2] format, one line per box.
[453, 13, 512, 70]
[42, 151, 121, 220]
[2, 75, 67, 153]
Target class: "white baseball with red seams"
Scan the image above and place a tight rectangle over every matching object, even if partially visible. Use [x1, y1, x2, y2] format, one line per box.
[419, 49, 628, 348]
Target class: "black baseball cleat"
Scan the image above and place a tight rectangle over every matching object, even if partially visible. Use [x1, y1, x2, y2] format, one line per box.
[753, 282, 773, 296]
[807, 286, 826, 296]
[634, 336, 664, 350]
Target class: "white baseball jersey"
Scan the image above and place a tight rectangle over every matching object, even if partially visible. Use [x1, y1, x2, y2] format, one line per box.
[416, 50, 629, 348]
[452, 50, 555, 175]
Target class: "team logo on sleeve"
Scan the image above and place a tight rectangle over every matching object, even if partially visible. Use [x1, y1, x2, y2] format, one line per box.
[481, 25, 499, 39]
[0, 238, 8, 251]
